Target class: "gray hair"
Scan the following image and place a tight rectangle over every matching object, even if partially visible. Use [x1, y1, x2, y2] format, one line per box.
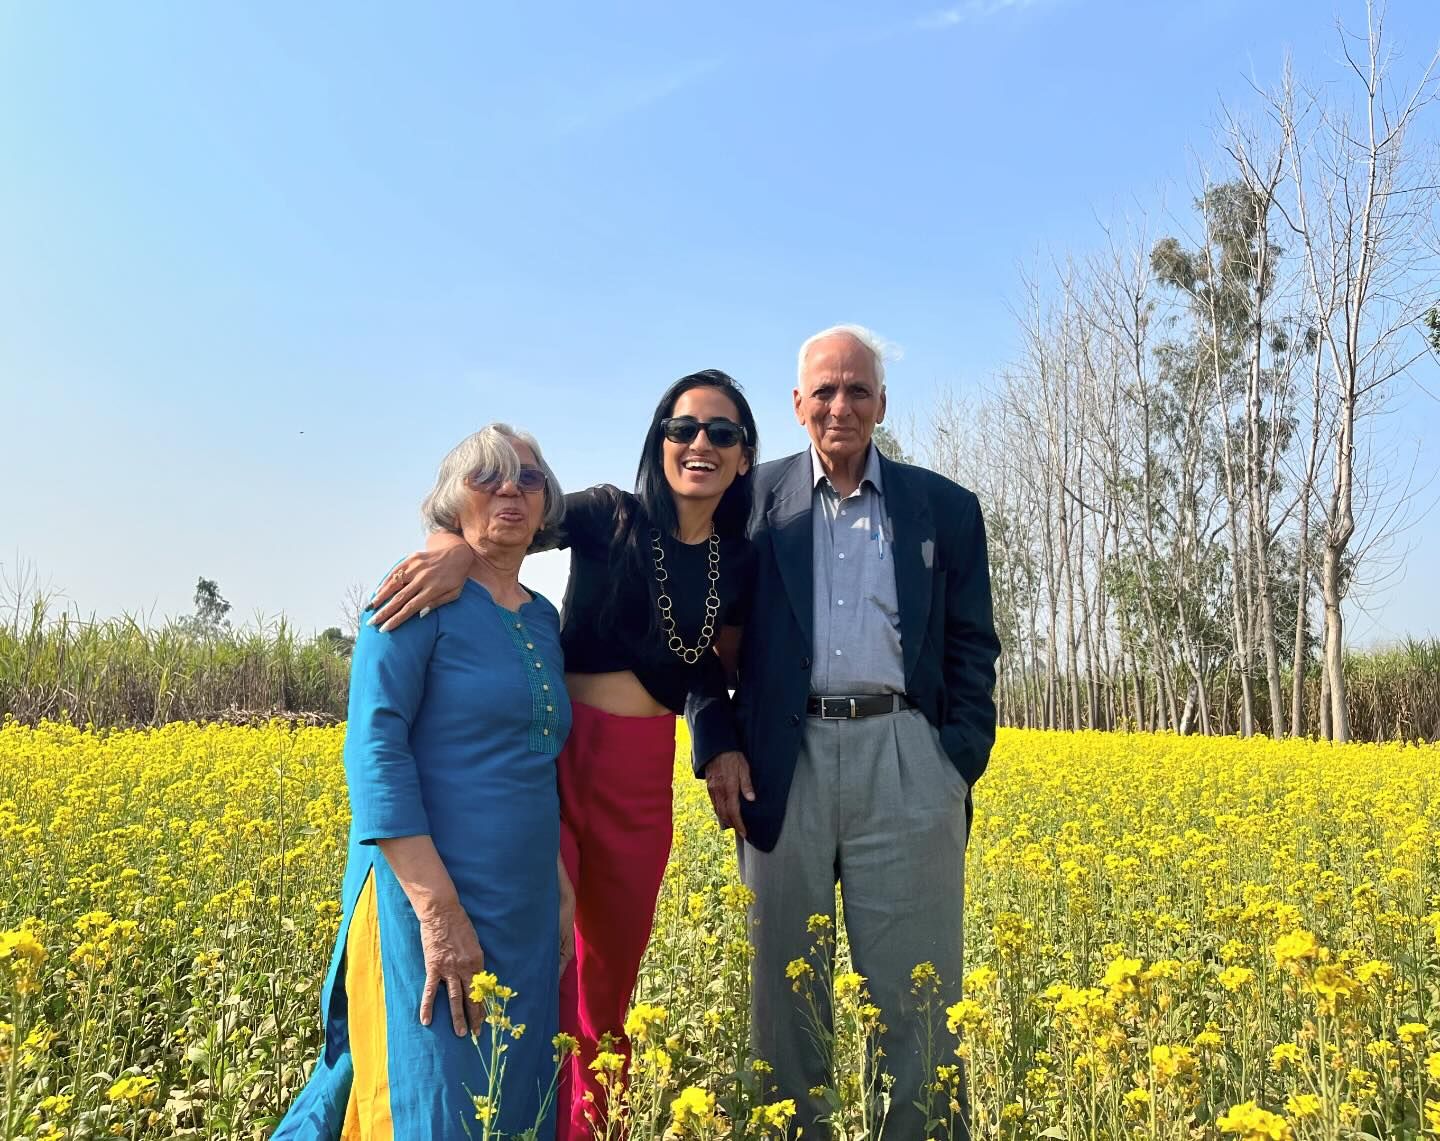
[420, 423, 565, 537]
[797, 324, 895, 390]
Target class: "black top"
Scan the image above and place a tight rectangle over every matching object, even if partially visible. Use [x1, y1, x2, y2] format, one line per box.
[555, 485, 754, 715]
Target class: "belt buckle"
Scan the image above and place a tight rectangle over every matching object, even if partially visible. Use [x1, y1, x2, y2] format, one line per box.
[819, 697, 857, 719]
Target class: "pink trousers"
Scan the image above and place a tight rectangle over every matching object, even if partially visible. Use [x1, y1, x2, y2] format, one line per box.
[556, 701, 676, 1141]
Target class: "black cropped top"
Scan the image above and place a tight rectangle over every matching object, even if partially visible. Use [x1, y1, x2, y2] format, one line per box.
[554, 485, 754, 715]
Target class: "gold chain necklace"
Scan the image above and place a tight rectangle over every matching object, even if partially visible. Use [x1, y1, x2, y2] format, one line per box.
[650, 528, 721, 665]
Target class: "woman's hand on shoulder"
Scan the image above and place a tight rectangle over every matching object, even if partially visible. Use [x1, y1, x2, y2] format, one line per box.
[416, 899, 488, 1036]
[368, 533, 473, 632]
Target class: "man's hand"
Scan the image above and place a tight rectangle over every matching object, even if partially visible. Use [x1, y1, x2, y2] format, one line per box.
[368, 536, 472, 632]
[704, 751, 754, 839]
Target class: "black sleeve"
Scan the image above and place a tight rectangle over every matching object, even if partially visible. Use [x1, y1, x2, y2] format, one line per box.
[937, 489, 1002, 788]
[537, 484, 624, 553]
[685, 651, 740, 776]
[720, 541, 756, 627]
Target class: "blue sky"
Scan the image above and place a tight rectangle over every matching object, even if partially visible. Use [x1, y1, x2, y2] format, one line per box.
[2, 0, 1437, 643]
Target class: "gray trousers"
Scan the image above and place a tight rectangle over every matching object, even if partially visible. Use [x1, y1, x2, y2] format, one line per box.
[739, 709, 969, 1140]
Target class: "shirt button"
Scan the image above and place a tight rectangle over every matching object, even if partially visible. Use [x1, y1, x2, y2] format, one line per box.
[547, 705, 554, 712]
[543, 728, 550, 735]
[800, 656, 811, 669]
[835, 649, 843, 656]
[840, 509, 847, 517]
[837, 599, 845, 606]
[526, 642, 534, 649]
[515, 622, 522, 629]
[543, 684, 550, 691]
[837, 552, 845, 560]
[534, 661, 542, 669]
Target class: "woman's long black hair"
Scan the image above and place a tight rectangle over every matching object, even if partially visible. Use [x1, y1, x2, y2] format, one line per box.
[604, 369, 760, 634]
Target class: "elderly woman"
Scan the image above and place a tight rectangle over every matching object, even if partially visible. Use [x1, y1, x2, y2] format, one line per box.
[274, 424, 573, 1140]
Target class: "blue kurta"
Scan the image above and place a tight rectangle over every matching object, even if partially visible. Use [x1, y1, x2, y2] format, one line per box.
[276, 579, 572, 1139]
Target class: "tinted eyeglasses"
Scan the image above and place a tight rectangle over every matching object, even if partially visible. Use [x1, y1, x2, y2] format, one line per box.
[467, 466, 547, 493]
[661, 416, 748, 449]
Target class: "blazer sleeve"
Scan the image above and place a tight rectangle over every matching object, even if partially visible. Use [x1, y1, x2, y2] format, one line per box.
[720, 541, 757, 628]
[343, 609, 439, 843]
[938, 491, 1002, 788]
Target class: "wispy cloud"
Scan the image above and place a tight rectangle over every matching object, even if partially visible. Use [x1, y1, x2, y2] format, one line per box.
[914, 0, 1047, 30]
[555, 58, 724, 136]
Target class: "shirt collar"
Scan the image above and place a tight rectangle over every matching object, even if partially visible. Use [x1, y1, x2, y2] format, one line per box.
[810, 443, 885, 496]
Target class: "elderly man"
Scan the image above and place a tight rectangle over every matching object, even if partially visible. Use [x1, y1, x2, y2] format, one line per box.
[690, 325, 1000, 1138]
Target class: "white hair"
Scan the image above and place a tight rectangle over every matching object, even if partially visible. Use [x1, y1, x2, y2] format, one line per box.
[420, 423, 565, 536]
[797, 324, 896, 390]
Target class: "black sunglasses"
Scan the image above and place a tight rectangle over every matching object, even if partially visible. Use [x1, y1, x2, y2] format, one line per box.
[661, 416, 747, 449]
[467, 465, 547, 493]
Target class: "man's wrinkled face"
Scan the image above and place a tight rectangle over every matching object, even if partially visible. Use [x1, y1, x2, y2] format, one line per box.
[794, 333, 885, 467]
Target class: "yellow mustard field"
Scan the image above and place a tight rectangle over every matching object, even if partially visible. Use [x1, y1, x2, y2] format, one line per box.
[1, 722, 1438, 1140]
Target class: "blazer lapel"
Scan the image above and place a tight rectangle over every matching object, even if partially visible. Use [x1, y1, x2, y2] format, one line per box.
[766, 452, 815, 646]
[883, 457, 933, 686]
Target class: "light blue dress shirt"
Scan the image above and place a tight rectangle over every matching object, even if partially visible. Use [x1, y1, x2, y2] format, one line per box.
[809, 444, 906, 695]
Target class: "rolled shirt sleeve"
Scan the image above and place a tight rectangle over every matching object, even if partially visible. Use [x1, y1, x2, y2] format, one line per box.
[343, 610, 438, 844]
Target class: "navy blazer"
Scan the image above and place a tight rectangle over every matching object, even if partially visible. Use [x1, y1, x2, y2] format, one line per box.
[689, 448, 1002, 853]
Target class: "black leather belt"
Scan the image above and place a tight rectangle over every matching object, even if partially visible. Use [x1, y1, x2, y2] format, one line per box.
[806, 694, 911, 720]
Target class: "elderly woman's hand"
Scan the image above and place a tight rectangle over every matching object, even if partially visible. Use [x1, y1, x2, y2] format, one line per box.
[378, 835, 489, 1036]
[418, 900, 488, 1036]
[368, 533, 472, 632]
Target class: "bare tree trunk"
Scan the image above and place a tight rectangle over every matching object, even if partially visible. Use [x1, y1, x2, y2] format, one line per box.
[1291, 508, 1311, 736]
[1245, 206, 1288, 738]
[1322, 404, 1354, 740]
[1220, 661, 1234, 735]
[1318, 632, 1333, 741]
[1130, 648, 1146, 729]
[1027, 593, 1042, 729]
[1291, 346, 1324, 737]
[1195, 653, 1213, 734]
[1179, 679, 1198, 735]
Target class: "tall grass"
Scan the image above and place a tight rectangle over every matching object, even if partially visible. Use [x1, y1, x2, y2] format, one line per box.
[1211, 639, 1440, 741]
[1339, 637, 1440, 741]
[1000, 639, 1440, 741]
[4, 594, 1439, 741]
[0, 597, 350, 728]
